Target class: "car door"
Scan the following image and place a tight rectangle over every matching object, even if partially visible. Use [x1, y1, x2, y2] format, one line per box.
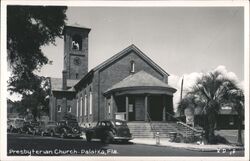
[95, 121, 106, 139]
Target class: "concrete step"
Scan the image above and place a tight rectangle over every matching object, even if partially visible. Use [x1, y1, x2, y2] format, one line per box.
[127, 122, 180, 138]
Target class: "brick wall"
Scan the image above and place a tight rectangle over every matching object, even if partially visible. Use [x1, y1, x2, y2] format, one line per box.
[97, 51, 166, 121]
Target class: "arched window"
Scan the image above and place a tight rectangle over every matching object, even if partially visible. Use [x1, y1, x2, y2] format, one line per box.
[72, 34, 82, 51]
[108, 102, 111, 114]
[57, 105, 61, 112]
[130, 61, 135, 73]
[67, 105, 71, 113]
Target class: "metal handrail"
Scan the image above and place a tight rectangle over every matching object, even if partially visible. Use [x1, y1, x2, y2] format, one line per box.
[176, 121, 203, 133]
[165, 111, 203, 135]
[146, 112, 156, 137]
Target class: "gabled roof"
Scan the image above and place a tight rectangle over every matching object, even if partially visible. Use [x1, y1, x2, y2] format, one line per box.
[104, 70, 176, 94]
[92, 44, 169, 76]
[50, 78, 79, 92]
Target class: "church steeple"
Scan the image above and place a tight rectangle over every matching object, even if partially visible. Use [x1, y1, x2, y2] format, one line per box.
[63, 25, 91, 80]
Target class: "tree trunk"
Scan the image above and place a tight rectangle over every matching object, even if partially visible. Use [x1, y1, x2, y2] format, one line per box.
[207, 111, 217, 144]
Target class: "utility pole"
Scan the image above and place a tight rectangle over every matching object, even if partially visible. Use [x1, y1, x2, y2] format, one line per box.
[180, 76, 184, 101]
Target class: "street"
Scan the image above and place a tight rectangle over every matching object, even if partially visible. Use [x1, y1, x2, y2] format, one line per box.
[7, 133, 244, 157]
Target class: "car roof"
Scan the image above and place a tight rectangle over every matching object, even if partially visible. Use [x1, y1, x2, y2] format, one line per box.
[99, 119, 126, 122]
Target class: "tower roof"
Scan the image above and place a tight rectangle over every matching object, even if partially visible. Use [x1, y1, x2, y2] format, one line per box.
[63, 24, 91, 35]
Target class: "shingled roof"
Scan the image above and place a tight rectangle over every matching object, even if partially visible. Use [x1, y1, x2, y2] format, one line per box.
[50, 78, 79, 92]
[104, 70, 176, 94]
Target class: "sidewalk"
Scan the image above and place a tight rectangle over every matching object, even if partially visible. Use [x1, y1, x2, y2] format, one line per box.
[131, 138, 245, 152]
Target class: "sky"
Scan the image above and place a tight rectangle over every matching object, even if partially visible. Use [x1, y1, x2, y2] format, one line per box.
[8, 6, 245, 110]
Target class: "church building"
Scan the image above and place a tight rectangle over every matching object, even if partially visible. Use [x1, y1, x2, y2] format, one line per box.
[49, 25, 177, 125]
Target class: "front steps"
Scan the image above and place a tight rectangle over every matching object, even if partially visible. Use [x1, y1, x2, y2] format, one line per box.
[127, 122, 154, 138]
[127, 122, 178, 138]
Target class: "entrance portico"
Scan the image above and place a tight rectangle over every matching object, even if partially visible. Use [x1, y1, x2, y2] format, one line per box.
[104, 71, 176, 122]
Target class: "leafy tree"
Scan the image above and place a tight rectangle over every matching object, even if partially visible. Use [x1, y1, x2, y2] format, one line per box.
[7, 6, 67, 94]
[14, 77, 50, 120]
[178, 70, 244, 144]
[7, 6, 67, 117]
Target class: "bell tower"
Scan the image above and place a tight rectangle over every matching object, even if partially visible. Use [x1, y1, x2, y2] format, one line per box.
[63, 25, 91, 80]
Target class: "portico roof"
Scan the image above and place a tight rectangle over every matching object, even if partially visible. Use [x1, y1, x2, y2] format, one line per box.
[104, 70, 177, 95]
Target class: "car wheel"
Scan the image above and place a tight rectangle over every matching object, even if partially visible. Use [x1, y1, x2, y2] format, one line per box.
[10, 126, 13, 133]
[122, 140, 129, 144]
[50, 131, 54, 137]
[86, 134, 92, 142]
[60, 132, 67, 138]
[102, 131, 113, 144]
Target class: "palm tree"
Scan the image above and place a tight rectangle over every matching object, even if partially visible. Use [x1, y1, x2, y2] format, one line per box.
[179, 70, 244, 144]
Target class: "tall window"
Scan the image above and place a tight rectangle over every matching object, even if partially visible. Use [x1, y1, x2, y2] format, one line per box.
[89, 89, 92, 115]
[130, 61, 135, 73]
[108, 103, 111, 114]
[76, 99, 79, 117]
[80, 96, 83, 116]
[57, 105, 61, 112]
[72, 34, 82, 51]
[67, 105, 71, 113]
[84, 94, 87, 116]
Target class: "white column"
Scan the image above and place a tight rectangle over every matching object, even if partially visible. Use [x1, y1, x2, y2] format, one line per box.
[145, 95, 148, 121]
[126, 96, 129, 121]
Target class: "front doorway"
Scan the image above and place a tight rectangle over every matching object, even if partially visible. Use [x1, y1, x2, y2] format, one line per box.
[114, 94, 167, 122]
[148, 95, 163, 121]
[128, 96, 145, 121]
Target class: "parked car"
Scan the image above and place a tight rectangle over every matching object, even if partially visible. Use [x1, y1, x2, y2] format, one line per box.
[7, 118, 25, 133]
[20, 121, 34, 134]
[30, 121, 46, 135]
[41, 121, 57, 136]
[51, 120, 81, 138]
[85, 120, 133, 144]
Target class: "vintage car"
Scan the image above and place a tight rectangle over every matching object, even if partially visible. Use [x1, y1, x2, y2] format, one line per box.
[31, 121, 45, 135]
[20, 121, 34, 134]
[85, 120, 133, 144]
[7, 118, 25, 133]
[41, 121, 57, 136]
[50, 120, 81, 138]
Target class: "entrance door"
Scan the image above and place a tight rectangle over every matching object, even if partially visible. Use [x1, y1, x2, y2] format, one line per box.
[128, 97, 135, 121]
[135, 96, 145, 121]
[128, 96, 145, 121]
[149, 95, 163, 121]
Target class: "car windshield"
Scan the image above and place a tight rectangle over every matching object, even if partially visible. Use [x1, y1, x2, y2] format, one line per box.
[24, 122, 30, 125]
[48, 122, 56, 126]
[8, 120, 14, 124]
[31, 122, 39, 126]
[15, 119, 24, 124]
[68, 122, 78, 127]
[114, 120, 127, 126]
